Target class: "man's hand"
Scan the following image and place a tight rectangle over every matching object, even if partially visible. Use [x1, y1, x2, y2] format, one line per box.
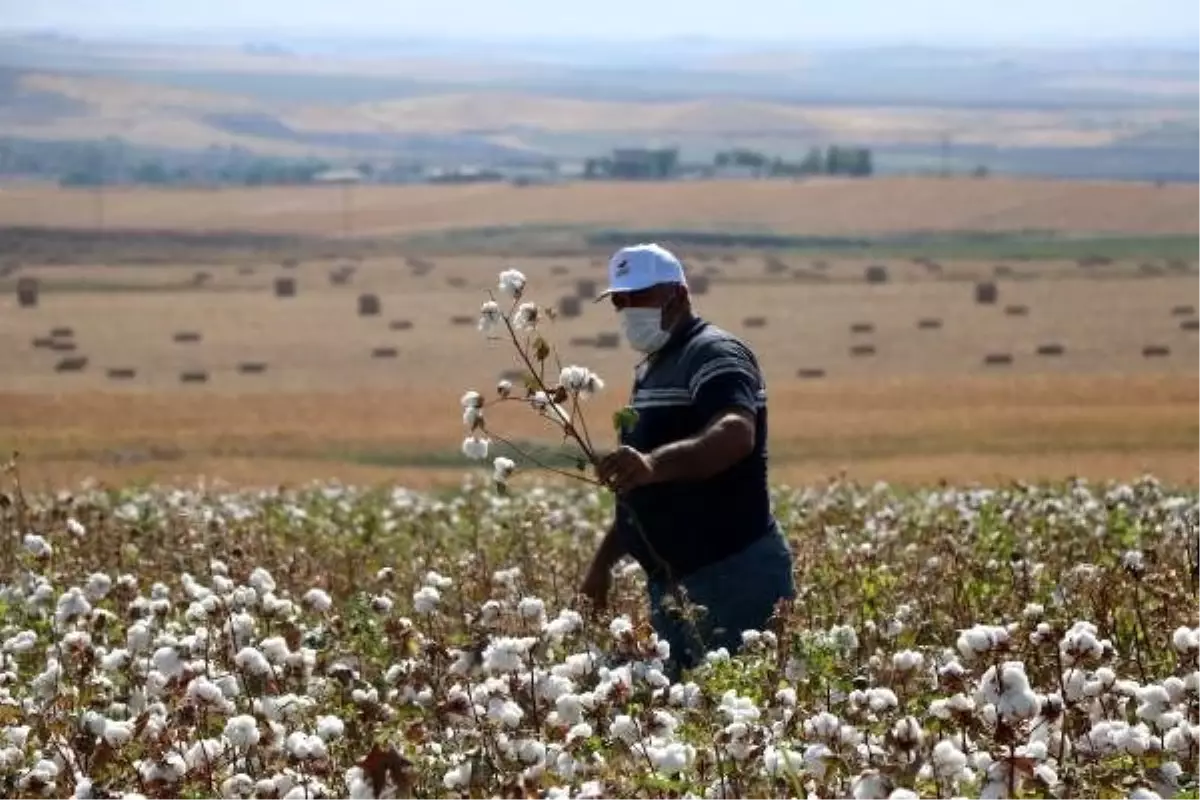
[578, 564, 612, 614]
[597, 445, 657, 494]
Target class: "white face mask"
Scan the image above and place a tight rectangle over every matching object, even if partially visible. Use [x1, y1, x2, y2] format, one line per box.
[620, 307, 670, 353]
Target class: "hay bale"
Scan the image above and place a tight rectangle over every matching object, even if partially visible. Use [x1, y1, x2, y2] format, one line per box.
[281, 258, 300, 270]
[237, 362, 268, 374]
[1139, 263, 1164, 276]
[358, 293, 381, 316]
[983, 353, 1013, 366]
[446, 276, 467, 289]
[180, 370, 209, 383]
[1142, 345, 1170, 358]
[237, 266, 255, 276]
[558, 295, 583, 318]
[1004, 304, 1029, 317]
[371, 346, 398, 359]
[743, 316, 767, 328]
[764, 256, 789, 275]
[796, 368, 826, 379]
[576, 279, 597, 299]
[850, 344, 876, 357]
[49, 340, 76, 352]
[1077, 255, 1112, 268]
[1171, 304, 1195, 317]
[274, 277, 296, 298]
[594, 332, 620, 349]
[449, 315, 474, 326]
[550, 264, 569, 276]
[406, 257, 435, 275]
[1036, 343, 1065, 357]
[917, 318, 943, 330]
[173, 331, 202, 344]
[993, 265, 1014, 278]
[55, 356, 88, 372]
[31, 336, 54, 349]
[192, 271, 211, 286]
[975, 281, 998, 304]
[50, 326, 73, 338]
[690, 275, 710, 295]
[1181, 319, 1199, 331]
[16, 277, 38, 308]
[389, 319, 413, 331]
[329, 267, 354, 286]
[106, 368, 137, 380]
[569, 336, 596, 347]
[850, 322, 875, 334]
[864, 265, 889, 284]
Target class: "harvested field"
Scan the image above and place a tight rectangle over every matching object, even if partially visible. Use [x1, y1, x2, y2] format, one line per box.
[0, 190, 1195, 489]
[0, 177, 1195, 238]
[4, 372, 1196, 490]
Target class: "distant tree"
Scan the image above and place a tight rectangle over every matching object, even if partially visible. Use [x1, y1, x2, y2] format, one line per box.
[132, 160, 169, 185]
[848, 148, 873, 177]
[825, 145, 843, 175]
[799, 147, 824, 174]
[651, 148, 679, 179]
[59, 168, 104, 187]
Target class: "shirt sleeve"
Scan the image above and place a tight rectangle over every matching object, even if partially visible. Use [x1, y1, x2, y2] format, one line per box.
[687, 339, 763, 423]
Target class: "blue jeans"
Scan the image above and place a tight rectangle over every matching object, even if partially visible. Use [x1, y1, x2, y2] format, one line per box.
[648, 526, 795, 680]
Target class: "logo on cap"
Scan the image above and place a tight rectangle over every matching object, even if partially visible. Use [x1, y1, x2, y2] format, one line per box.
[614, 259, 629, 277]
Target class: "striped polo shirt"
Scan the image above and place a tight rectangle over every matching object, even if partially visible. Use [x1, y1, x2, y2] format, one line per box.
[614, 315, 775, 582]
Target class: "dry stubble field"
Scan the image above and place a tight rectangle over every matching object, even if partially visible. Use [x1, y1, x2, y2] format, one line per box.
[2, 257, 1198, 490]
[0, 177, 1197, 237]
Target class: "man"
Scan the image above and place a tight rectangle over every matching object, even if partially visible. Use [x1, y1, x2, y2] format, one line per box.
[579, 242, 795, 677]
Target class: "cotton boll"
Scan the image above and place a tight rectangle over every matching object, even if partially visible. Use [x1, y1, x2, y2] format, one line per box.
[978, 661, 1039, 721]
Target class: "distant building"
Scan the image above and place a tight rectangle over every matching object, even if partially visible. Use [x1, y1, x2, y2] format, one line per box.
[709, 164, 763, 180]
[586, 148, 680, 180]
[312, 168, 366, 184]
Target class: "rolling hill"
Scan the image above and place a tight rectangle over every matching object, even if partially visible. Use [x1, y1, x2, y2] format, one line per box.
[0, 33, 1196, 179]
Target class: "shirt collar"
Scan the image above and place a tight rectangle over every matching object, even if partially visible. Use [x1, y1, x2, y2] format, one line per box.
[640, 314, 705, 371]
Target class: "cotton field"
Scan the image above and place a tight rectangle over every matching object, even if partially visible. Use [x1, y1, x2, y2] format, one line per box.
[0, 474, 1196, 799]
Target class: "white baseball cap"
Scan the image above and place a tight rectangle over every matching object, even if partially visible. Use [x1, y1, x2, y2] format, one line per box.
[596, 243, 688, 300]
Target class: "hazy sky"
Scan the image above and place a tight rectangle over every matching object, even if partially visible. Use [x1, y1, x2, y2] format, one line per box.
[0, 0, 1196, 44]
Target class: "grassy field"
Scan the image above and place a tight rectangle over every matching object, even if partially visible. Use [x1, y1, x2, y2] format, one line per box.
[1, 243, 1197, 490]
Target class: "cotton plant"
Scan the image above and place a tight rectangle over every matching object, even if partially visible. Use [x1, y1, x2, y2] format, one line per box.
[0, 457, 1197, 798]
[460, 267, 631, 493]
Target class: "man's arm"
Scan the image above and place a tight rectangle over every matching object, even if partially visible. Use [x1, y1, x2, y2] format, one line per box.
[586, 520, 626, 575]
[644, 408, 755, 483]
[598, 341, 763, 492]
[579, 521, 625, 611]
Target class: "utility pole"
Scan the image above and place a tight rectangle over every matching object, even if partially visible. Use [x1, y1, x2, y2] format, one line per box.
[93, 185, 105, 229]
[340, 182, 352, 237]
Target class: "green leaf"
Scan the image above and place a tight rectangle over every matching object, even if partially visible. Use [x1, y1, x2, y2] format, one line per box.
[520, 372, 540, 396]
[613, 406, 639, 434]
